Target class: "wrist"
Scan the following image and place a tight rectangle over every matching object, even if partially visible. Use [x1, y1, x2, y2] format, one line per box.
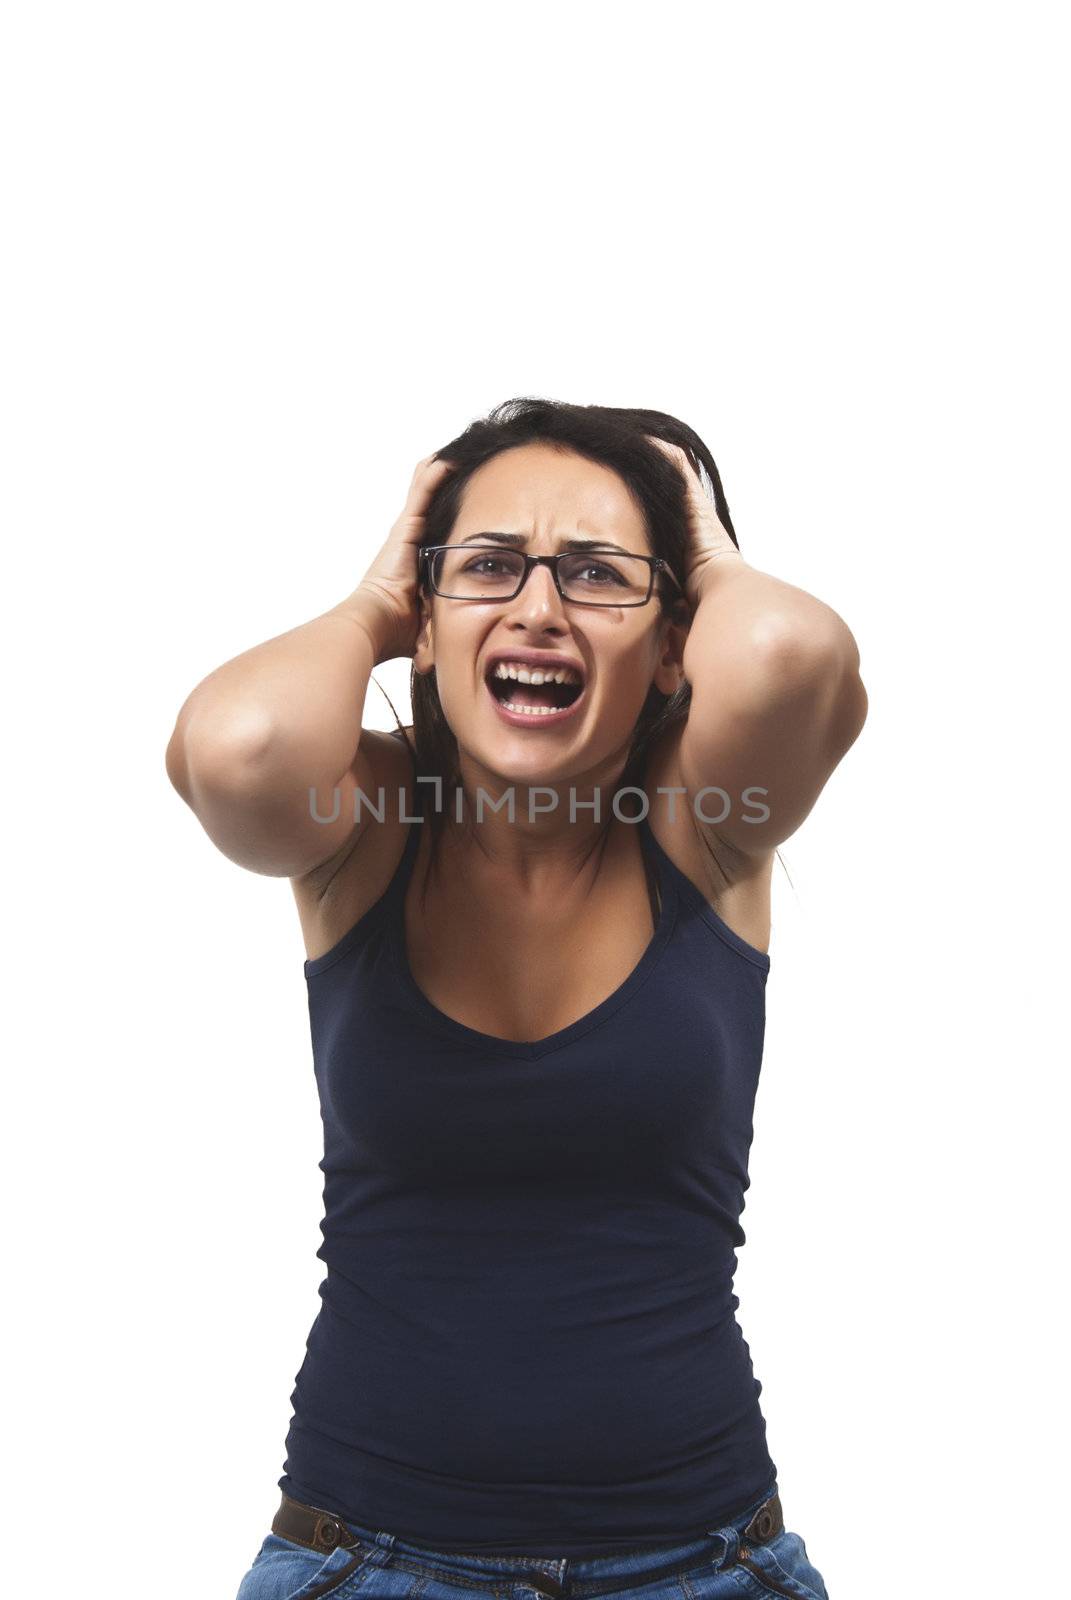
[686, 549, 749, 608]
[333, 584, 405, 667]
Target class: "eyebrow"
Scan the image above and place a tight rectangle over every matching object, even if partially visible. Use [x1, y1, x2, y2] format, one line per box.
[456, 531, 636, 556]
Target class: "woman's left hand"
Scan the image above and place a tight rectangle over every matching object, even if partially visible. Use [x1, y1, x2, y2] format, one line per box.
[646, 436, 746, 605]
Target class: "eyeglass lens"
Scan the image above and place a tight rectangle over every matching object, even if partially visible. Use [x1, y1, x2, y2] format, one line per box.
[429, 547, 653, 604]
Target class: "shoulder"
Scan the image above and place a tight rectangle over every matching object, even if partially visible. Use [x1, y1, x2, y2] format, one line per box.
[640, 720, 775, 957]
[290, 726, 418, 961]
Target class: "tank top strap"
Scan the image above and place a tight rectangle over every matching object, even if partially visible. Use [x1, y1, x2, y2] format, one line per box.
[636, 807, 665, 870]
[384, 812, 423, 908]
[636, 807, 771, 971]
[302, 809, 423, 979]
[382, 728, 423, 904]
[635, 808, 691, 916]
[634, 809, 664, 923]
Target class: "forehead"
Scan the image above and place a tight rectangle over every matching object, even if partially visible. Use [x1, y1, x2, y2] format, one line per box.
[453, 443, 648, 547]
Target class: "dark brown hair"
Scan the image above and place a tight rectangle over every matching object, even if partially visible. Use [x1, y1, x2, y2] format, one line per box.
[376, 396, 743, 865]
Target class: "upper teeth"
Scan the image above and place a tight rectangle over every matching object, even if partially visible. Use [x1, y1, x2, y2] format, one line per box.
[491, 662, 582, 686]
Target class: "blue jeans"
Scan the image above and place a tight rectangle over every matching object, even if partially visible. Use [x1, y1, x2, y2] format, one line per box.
[235, 1481, 830, 1600]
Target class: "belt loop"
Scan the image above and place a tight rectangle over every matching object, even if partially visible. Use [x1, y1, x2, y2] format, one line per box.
[703, 1527, 740, 1571]
[365, 1530, 397, 1568]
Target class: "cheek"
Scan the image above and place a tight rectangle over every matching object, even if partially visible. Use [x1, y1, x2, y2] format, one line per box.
[595, 633, 658, 691]
[590, 637, 664, 721]
[432, 641, 501, 733]
[433, 666, 480, 726]
[426, 614, 481, 680]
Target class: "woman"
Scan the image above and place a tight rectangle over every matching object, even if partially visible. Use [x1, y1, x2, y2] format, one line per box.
[167, 398, 866, 1599]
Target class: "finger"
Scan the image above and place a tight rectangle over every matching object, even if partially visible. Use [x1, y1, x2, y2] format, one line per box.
[413, 452, 456, 476]
[402, 456, 456, 515]
[646, 436, 693, 473]
[406, 456, 454, 499]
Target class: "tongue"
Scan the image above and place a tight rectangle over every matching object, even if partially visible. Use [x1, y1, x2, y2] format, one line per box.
[508, 683, 556, 708]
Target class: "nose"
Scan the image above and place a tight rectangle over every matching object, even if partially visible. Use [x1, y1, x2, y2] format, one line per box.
[508, 560, 568, 623]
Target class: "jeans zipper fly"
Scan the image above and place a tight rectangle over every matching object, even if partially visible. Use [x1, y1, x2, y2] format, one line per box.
[735, 1544, 800, 1598]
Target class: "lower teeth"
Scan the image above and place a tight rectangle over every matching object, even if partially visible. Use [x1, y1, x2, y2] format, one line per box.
[502, 701, 563, 716]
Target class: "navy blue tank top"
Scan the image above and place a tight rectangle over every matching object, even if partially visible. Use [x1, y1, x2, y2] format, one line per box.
[278, 788, 777, 1554]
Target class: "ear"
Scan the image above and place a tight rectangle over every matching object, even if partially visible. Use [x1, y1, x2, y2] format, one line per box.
[412, 583, 435, 673]
[652, 604, 689, 696]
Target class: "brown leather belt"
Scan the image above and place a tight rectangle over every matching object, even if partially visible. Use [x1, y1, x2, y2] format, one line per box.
[272, 1488, 785, 1594]
[274, 1492, 365, 1554]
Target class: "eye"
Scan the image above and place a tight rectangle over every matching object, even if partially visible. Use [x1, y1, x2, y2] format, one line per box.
[576, 560, 628, 586]
[463, 554, 514, 576]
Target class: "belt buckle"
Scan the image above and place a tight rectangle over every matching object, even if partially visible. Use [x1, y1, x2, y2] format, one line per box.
[311, 1510, 361, 1553]
[742, 1491, 782, 1546]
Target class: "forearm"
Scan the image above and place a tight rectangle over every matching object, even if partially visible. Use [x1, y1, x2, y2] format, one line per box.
[167, 585, 392, 798]
[682, 554, 861, 709]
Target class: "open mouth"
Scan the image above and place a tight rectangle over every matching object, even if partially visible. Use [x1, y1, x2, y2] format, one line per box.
[485, 662, 585, 717]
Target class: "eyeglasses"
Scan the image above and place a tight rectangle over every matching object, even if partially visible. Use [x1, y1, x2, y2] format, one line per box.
[420, 543, 684, 608]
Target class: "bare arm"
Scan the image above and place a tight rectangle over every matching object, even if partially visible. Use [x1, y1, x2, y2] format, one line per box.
[165, 454, 454, 876]
[648, 439, 867, 857]
[678, 554, 867, 855]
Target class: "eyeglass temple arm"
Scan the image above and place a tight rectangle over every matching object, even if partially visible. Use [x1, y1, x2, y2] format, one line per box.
[657, 559, 686, 594]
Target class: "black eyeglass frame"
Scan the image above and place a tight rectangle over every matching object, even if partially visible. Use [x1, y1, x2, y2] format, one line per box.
[418, 544, 685, 608]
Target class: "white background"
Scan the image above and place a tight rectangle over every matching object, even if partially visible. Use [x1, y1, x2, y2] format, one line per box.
[3, 5, 1067, 1597]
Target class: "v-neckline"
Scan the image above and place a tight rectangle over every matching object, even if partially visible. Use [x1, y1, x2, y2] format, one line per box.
[388, 814, 679, 1061]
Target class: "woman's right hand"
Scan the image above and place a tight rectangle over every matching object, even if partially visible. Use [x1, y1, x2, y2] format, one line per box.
[354, 454, 457, 664]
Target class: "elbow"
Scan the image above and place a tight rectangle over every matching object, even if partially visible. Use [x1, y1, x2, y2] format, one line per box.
[165, 722, 191, 801]
[748, 613, 849, 696]
[831, 664, 868, 755]
[165, 698, 279, 804]
[749, 615, 868, 753]
[823, 621, 868, 751]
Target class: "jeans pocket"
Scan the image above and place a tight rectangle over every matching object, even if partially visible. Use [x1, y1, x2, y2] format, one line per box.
[735, 1527, 829, 1600]
[236, 1532, 370, 1600]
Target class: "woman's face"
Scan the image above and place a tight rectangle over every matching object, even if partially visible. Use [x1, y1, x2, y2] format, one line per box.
[414, 442, 685, 792]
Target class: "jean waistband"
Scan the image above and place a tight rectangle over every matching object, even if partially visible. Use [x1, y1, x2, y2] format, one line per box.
[275, 1479, 781, 1597]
